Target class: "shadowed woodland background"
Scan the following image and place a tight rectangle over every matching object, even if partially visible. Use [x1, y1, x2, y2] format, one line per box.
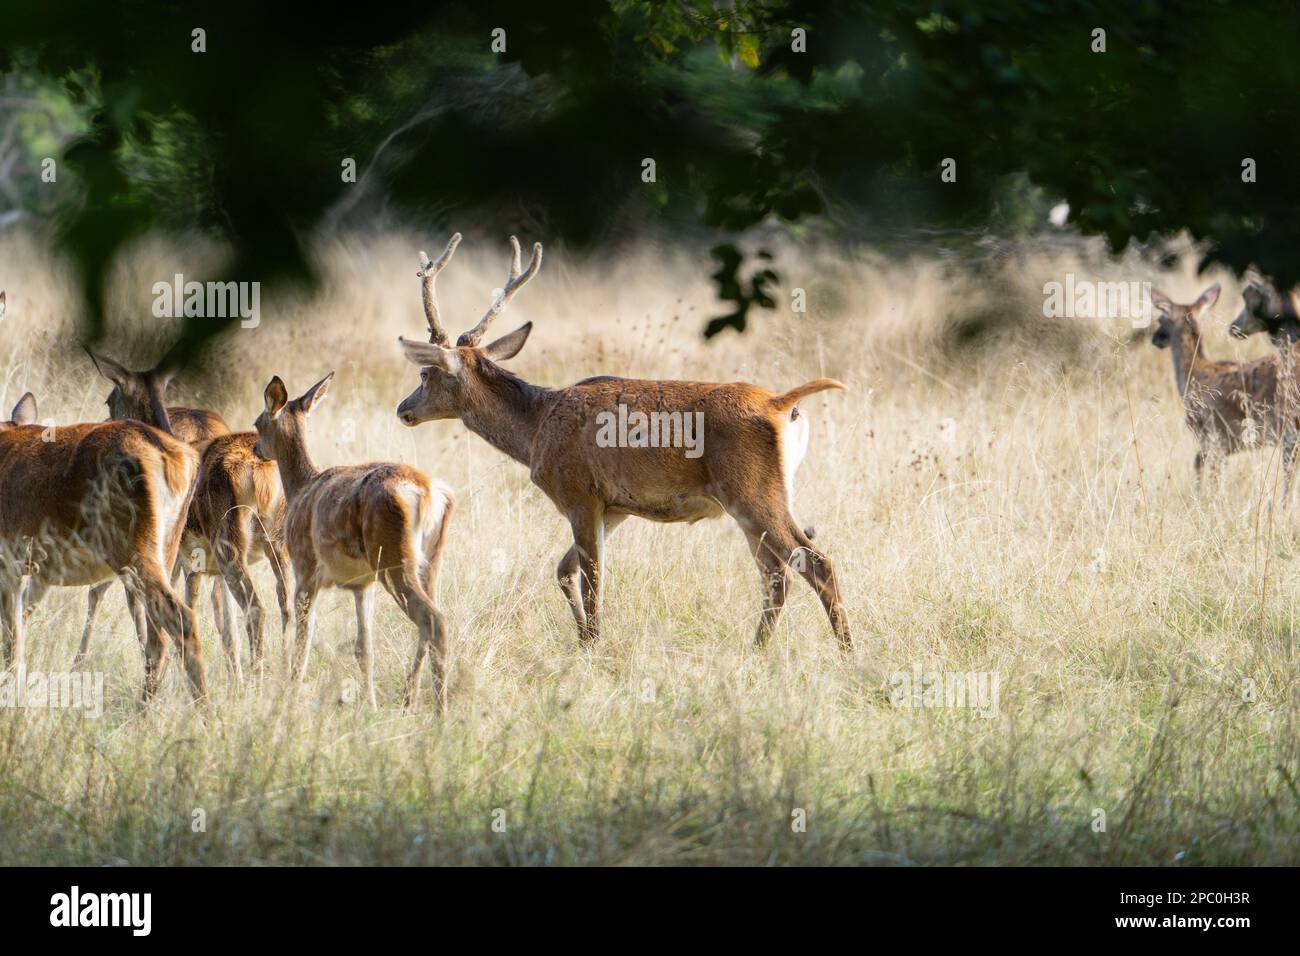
[3, 1, 1300, 349]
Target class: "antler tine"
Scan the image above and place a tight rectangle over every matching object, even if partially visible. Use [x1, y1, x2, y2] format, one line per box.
[508, 235, 522, 280]
[417, 232, 462, 345]
[457, 237, 543, 347]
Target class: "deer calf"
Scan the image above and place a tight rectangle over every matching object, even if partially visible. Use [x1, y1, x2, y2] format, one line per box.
[1151, 283, 1299, 490]
[254, 373, 453, 710]
[397, 235, 851, 650]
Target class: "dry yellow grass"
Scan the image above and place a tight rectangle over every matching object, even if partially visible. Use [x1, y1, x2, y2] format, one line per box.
[0, 226, 1294, 864]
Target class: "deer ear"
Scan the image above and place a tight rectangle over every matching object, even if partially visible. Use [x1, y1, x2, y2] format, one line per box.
[85, 348, 132, 386]
[1149, 289, 1174, 315]
[11, 392, 37, 426]
[484, 322, 533, 362]
[1193, 282, 1221, 315]
[265, 376, 289, 416]
[298, 371, 334, 415]
[152, 340, 187, 389]
[399, 336, 461, 374]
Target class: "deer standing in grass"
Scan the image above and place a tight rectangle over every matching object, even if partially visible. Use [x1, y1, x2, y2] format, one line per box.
[1150, 282, 1300, 492]
[0, 300, 206, 699]
[253, 372, 454, 710]
[396, 235, 852, 649]
[84, 348, 291, 682]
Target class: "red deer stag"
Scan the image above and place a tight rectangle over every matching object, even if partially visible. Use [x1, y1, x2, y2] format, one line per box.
[253, 373, 454, 710]
[396, 236, 852, 650]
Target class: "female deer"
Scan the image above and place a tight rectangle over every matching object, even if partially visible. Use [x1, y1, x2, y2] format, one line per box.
[1150, 283, 1299, 491]
[0, 390, 206, 701]
[253, 373, 453, 710]
[85, 348, 291, 682]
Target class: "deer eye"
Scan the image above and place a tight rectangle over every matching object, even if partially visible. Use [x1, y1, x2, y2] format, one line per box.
[420, 370, 429, 382]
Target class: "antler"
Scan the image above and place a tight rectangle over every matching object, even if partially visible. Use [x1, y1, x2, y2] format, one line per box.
[418, 232, 462, 345]
[457, 236, 542, 347]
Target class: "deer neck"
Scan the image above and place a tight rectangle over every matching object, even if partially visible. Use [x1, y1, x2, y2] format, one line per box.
[274, 433, 320, 502]
[459, 368, 552, 466]
[147, 395, 174, 435]
[1170, 320, 1208, 398]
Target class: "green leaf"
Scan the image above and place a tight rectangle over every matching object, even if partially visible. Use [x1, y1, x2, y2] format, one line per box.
[737, 35, 760, 69]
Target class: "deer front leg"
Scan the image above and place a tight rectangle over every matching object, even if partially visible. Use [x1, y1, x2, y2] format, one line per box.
[21, 578, 46, 628]
[74, 581, 113, 667]
[556, 544, 586, 632]
[745, 530, 792, 647]
[0, 578, 24, 674]
[1194, 448, 1224, 494]
[292, 585, 319, 682]
[557, 514, 623, 641]
[567, 509, 606, 645]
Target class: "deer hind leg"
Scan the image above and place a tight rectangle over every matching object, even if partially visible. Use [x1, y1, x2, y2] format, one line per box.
[209, 577, 226, 637]
[74, 581, 113, 667]
[211, 579, 242, 680]
[745, 530, 792, 647]
[215, 513, 266, 676]
[136, 562, 206, 702]
[381, 564, 446, 715]
[261, 538, 292, 635]
[405, 499, 453, 713]
[732, 504, 852, 652]
[186, 570, 237, 687]
[351, 584, 378, 710]
[117, 570, 166, 701]
[216, 560, 264, 684]
[121, 585, 149, 655]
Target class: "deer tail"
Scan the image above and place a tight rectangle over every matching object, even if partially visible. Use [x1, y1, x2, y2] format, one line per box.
[771, 378, 845, 412]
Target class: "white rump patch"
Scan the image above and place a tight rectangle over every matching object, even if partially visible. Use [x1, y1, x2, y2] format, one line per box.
[400, 479, 452, 558]
[782, 411, 810, 506]
[154, 469, 190, 570]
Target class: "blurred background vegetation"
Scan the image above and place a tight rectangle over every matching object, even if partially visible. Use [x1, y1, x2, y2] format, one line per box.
[2, 0, 1298, 352]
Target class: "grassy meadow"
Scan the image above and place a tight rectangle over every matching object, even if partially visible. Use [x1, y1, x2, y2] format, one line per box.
[0, 227, 1295, 865]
